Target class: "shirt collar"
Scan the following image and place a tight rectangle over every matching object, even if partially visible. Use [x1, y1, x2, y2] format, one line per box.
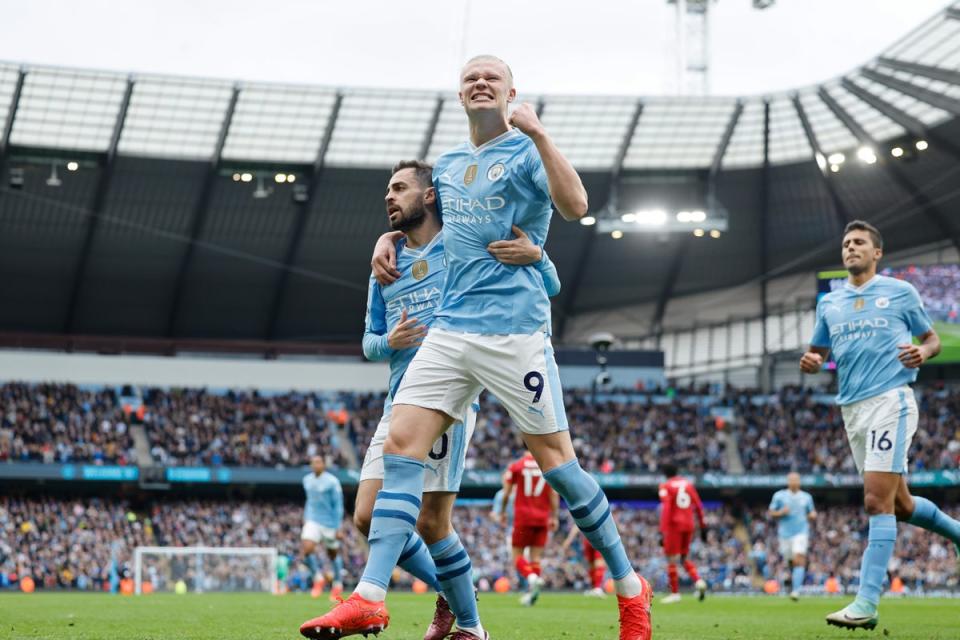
[844, 274, 881, 293]
[468, 128, 519, 154]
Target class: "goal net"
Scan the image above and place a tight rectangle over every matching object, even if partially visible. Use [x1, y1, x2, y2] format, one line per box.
[134, 546, 278, 594]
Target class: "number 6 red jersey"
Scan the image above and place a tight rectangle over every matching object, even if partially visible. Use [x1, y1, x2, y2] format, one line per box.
[658, 475, 704, 533]
[508, 452, 554, 527]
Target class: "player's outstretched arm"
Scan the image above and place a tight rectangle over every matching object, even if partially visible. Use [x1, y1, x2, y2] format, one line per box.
[799, 346, 829, 374]
[371, 231, 404, 285]
[509, 103, 588, 221]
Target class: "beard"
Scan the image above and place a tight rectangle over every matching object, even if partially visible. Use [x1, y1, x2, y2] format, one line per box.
[389, 199, 427, 232]
[846, 258, 870, 276]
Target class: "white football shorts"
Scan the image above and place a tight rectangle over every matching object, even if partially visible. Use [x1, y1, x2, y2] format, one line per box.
[778, 533, 809, 557]
[360, 399, 477, 492]
[840, 385, 918, 475]
[392, 328, 569, 436]
[300, 521, 340, 550]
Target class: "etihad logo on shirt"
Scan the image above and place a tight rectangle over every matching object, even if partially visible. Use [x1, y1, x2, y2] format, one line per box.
[830, 317, 889, 335]
[829, 317, 890, 344]
[387, 286, 442, 316]
[444, 196, 506, 216]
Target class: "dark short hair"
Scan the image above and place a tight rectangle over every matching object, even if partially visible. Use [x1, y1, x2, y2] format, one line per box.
[661, 463, 678, 478]
[391, 160, 433, 190]
[843, 220, 883, 249]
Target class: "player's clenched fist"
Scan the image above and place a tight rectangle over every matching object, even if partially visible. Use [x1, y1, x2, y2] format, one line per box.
[508, 102, 545, 139]
[799, 351, 823, 374]
[387, 308, 427, 350]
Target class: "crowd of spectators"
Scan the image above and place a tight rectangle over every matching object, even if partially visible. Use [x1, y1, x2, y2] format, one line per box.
[736, 385, 960, 473]
[142, 388, 347, 468]
[0, 383, 137, 465]
[2, 382, 958, 473]
[882, 264, 960, 324]
[747, 502, 960, 594]
[3, 495, 957, 595]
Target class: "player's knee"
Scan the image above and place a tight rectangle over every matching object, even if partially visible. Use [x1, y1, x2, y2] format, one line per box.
[416, 512, 451, 544]
[301, 540, 316, 555]
[863, 492, 891, 516]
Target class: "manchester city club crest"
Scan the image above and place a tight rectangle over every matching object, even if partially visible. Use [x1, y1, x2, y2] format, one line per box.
[487, 163, 505, 182]
[876, 296, 890, 309]
[464, 164, 478, 185]
[412, 259, 429, 281]
[854, 297, 865, 311]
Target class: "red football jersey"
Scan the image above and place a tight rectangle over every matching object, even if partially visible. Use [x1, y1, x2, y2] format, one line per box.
[508, 453, 554, 527]
[658, 476, 704, 533]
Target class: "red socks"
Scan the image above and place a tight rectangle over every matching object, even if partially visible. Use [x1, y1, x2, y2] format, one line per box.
[515, 556, 532, 578]
[590, 566, 605, 589]
[683, 560, 700, 582]
[667, 562, 679, 594]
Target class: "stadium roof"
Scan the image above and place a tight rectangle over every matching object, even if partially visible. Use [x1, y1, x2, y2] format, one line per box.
[1, 3, 960, 348]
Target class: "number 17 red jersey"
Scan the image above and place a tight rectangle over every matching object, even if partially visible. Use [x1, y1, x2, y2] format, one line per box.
[658, 475, 704, 533]
[508, 453, 554, 527]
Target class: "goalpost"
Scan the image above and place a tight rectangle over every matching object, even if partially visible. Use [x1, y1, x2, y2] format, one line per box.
[134, 546, 279, 594]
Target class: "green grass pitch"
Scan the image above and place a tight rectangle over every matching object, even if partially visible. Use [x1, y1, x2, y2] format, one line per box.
[3, 592, 959, 639]
[933, 321, 960, 364]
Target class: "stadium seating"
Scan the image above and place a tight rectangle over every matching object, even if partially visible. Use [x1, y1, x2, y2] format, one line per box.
[3, 382, 958, 472]
[3, 496, 957, 593]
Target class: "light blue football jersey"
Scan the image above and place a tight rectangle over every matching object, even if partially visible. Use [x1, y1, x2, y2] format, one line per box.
[363, 231, 560, 399]
[363, 233, 446, 401]
[432, 128, 555, 335]
[811, 275, 933, 406]
[769, 489, 814, 539]
[303, 470, 344, 529]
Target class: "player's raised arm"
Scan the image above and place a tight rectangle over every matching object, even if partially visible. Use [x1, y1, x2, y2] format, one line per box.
[508, 103, 588, 221]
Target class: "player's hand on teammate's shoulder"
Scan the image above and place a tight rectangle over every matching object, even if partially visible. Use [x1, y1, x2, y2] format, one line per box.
[897, 343, 926, 369]
[387, 308, 427, 351]
[508, 102, 546, 139]
[799, 351, 823, 374]
[487, 225, 543, 265]
[372, 231, 403, 285]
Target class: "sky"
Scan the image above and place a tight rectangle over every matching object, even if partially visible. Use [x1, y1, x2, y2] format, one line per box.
[0, 0, 951, 97]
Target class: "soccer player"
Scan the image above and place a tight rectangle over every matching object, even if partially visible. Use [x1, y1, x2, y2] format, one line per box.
[322, 54, 652, 640]
[560, 526, 607, 597]
[496, 450, 559, 606]
[768, 472, 816, 601]
[301, 456, 345, 601]
[800, 220, 960, 630]
[657, 463, 707, 604]
[300, 160, 560, 640]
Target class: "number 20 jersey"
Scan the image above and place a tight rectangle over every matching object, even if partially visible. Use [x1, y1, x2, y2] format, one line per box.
[508, 452, 554, 527]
